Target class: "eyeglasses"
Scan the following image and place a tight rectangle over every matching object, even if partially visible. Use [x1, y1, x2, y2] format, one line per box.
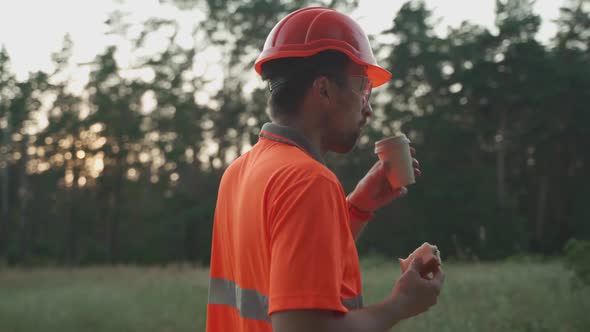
[348, 75, 373, 107]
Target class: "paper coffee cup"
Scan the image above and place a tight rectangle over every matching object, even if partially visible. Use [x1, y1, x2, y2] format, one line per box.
[374, 134, 415, 188]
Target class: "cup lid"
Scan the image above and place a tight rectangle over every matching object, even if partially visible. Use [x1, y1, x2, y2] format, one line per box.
[374, 134, 410, 154]
[375, 134, 409, 149]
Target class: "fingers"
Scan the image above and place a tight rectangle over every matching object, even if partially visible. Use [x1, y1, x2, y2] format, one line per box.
[412, 158, 421, 177]
[410, 147, 416, 156]
[429, 267, 445, 294]
[394, 186, 408, 198]
[432, 266, 445, 285]
[408, 256, 424, 272]
[395, 261, 444, 316]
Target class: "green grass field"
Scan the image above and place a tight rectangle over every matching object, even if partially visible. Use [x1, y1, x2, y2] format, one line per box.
[0, 260, 588, 332]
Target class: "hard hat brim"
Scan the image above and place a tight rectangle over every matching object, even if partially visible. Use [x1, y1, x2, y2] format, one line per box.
[255, 42, 392, 88]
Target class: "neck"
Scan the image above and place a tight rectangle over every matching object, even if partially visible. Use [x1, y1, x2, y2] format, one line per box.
[274, 117, 327, 156]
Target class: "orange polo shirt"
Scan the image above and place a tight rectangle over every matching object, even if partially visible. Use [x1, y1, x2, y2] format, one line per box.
[206, 123, 363, 332]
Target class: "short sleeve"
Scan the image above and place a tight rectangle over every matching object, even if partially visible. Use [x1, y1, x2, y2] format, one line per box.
[267, 174, 351, 316]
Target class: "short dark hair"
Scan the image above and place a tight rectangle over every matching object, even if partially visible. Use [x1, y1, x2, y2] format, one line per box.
[260, 50, 350, 122]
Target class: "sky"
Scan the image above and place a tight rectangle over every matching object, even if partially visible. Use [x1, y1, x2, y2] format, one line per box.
[0, 0, 564, 82]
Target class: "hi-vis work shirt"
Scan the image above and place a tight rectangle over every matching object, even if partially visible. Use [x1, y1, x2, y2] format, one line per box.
[206, 123, 363, 332]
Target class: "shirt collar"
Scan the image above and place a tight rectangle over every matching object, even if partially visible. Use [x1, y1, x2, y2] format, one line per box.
[259, 122, 325, 165]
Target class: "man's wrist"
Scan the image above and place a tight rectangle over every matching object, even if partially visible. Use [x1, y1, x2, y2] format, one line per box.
[347, 200, 374, 222]
[382, 294, 406, 325]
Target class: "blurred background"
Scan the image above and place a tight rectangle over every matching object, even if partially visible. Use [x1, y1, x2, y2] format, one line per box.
[0, 0, 589, 330]
[1, 0, 588, 266]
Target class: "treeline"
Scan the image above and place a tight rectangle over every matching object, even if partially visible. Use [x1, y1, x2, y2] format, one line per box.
[0, 0, 588, 266]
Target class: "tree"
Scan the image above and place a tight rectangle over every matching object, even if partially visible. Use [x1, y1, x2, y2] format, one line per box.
[0, 47, 15, 259]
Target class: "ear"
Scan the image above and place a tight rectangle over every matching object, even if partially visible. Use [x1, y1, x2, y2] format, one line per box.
[312, 76, 336, 106]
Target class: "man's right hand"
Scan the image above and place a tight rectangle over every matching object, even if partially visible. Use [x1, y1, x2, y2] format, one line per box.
[390, 256, 445, 319]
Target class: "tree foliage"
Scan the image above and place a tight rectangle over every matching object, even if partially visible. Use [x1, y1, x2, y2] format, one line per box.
[0, 0, 588, 265]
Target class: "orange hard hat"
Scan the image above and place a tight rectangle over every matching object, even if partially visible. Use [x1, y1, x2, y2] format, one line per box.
[254, 7, 392, 87]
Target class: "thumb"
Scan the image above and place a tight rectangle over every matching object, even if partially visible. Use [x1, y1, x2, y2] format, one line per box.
[367, 161, 386, 180]
[408, 256, 424, 272]
[368, 160, 382, 173]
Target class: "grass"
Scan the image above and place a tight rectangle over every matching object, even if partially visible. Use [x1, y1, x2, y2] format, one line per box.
[0, 265, 210, 332]
[0, 260, 588, 332]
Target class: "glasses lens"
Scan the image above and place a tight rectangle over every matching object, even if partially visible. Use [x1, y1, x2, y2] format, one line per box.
[350, 76, 372, 105]
[363, 79, 372, 103]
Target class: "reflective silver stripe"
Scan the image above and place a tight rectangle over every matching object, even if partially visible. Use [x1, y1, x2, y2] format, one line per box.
[208, 277, 271, 322]
[208, 277, 364, 321]
[342, 295, 364, 310]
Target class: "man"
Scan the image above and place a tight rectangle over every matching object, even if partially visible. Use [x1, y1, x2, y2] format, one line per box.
[206, 7, 444, 332]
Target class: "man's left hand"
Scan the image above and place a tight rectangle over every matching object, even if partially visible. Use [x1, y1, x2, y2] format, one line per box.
[347, 147, 421, 213]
